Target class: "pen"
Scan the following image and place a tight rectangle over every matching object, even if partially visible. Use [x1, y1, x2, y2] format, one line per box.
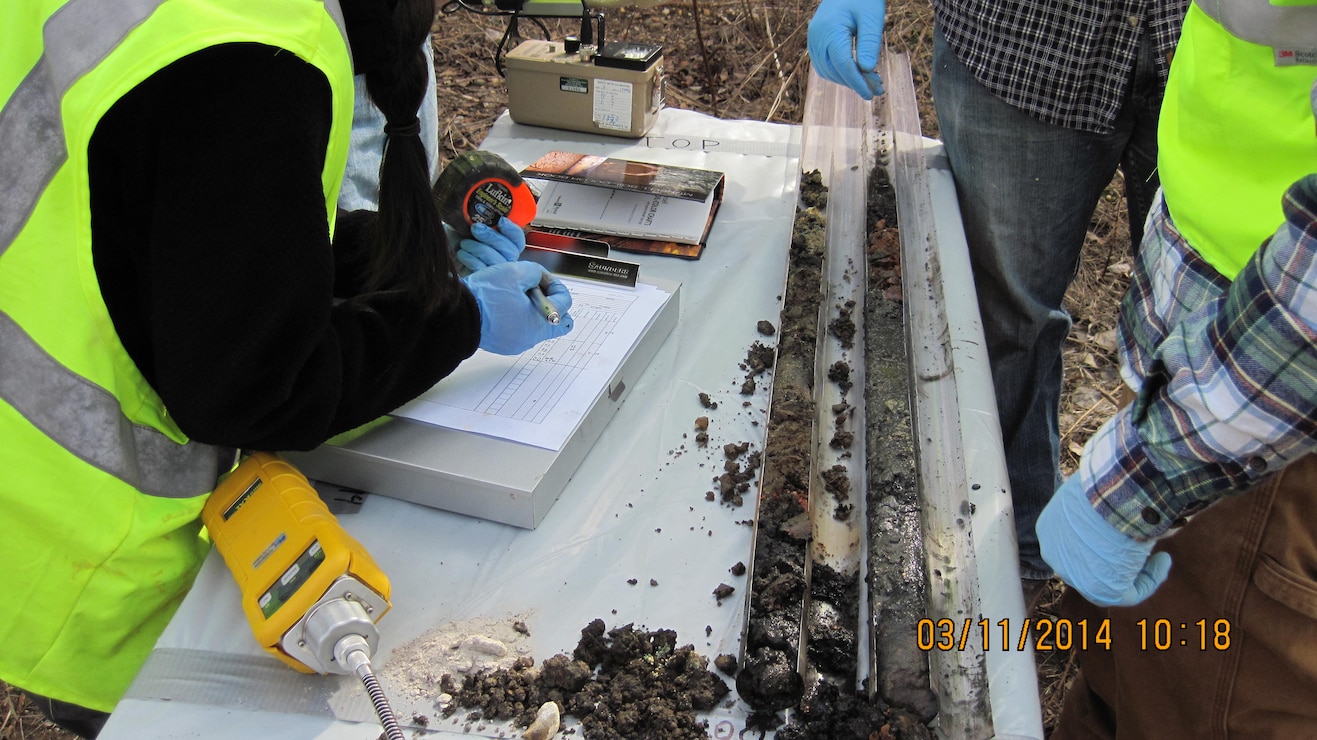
[527, 283, 561, 324]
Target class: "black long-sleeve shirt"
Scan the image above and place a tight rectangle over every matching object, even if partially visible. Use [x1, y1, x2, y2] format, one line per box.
[88, 43, 478, 452]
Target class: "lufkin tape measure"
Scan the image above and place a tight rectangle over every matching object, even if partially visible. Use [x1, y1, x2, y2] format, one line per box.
[434, 150, 538, 236]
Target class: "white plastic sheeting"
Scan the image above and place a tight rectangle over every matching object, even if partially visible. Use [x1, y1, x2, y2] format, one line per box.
[100, 105, 1043, 739]
[917, 142, 1044, 740]
[103, 109, 804, 739]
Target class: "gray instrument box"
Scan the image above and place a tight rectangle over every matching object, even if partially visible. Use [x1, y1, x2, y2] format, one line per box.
[505, 39, 663, 139]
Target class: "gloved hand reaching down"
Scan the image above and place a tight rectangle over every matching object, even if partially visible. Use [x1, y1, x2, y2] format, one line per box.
[807, 0, 887, 99]
[1037, 475, 1172, 607]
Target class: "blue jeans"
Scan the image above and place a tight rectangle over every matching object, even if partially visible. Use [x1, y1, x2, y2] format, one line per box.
[339, 43, 440, 213]
[930, 26, 1163, 579]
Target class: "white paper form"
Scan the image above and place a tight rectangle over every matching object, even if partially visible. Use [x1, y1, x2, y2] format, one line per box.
[391, 278, 670, 450]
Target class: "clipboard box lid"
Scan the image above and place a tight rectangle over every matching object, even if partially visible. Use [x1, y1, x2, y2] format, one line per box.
[286, 277, 680, 529]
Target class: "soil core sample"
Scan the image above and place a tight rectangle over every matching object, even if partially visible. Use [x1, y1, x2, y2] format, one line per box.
[740, 166, 936, 738]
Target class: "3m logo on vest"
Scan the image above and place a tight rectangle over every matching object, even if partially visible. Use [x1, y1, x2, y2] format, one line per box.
[1276, 48, 1317, 67]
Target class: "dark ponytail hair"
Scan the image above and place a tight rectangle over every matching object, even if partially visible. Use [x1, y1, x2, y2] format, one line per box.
[356, 0, 461, 315]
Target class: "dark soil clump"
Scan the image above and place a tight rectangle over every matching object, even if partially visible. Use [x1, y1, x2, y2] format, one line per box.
[776, 681, 935, 740]
[735, 646, 803, 711]
[828, 301, 857, 349]
[717, 444, 761, 507]
[798, 170, 829, 209]
[445, 620, 729, 739]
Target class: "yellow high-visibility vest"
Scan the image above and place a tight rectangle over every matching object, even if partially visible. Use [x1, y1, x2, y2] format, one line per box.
[1159, 0, 1317, 279]
[0, 0, 353, 711]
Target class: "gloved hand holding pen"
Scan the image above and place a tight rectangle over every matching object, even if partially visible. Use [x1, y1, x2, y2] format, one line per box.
[462, 261, 573, 355]
[1036, 475, 1172, 607]
[807, 0, 887, 99]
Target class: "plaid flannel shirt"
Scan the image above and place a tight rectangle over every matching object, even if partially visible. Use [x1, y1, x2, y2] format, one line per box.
[931, 0, 1188, 133]
[1079, 176, 1317, 539]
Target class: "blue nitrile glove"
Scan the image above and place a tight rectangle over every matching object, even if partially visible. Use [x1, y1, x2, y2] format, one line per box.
[807, 0, 886, 100]
[455, 218, 527, 274]
[1037, 475, 1173, 607]
[462, 261, 573, 355]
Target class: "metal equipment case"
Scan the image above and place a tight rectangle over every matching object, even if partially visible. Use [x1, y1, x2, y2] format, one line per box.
[505, 39, 663, 138]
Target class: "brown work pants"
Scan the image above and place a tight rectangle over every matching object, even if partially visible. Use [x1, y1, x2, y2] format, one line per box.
[1053, 454, 1317, 739]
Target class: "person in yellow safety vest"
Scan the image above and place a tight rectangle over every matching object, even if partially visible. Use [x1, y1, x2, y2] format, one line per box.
[0, 1, 573, 736]
[1035, 0, 1317, 735]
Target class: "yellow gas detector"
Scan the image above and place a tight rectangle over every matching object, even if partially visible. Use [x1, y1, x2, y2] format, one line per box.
[202, 452, 404, 739]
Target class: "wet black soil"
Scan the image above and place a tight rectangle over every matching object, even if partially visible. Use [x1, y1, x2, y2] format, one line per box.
[863, 167, 939, 723]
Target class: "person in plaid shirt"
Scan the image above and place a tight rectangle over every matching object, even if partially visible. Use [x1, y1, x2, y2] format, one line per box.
[810, 0, 1190, 600]
[1036, 0, 1317, 733]
[1045, 172, 1317, 736]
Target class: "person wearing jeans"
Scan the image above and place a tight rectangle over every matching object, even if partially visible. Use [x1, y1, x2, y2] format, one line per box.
[929, 21, 1170, 585]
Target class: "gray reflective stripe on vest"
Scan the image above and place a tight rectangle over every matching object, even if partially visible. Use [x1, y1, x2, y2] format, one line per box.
[1198, 0, 1317, 48]
[0, 312, 228, 498]
[0, 0, 166, 259]
[0, 0, 347, 259]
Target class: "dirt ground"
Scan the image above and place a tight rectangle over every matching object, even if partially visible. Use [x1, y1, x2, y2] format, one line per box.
[1, 1, 1130, 737]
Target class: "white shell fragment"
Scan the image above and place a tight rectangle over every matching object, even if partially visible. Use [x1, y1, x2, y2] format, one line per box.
[521, 701, 560, 740]
[462, 635, 508, 657]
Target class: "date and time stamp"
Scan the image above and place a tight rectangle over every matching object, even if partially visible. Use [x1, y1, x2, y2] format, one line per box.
[917, 617, 1233, 652]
